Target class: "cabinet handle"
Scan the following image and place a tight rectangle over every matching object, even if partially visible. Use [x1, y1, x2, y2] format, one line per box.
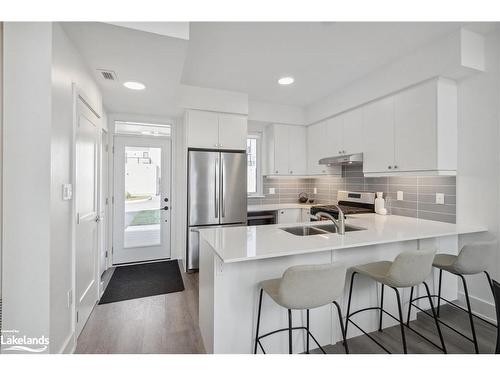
[275, 170, 279, 174]
[290, 170, 293, 174]
[343, 150, 346, 154]
[394, 165, 398, 169]
[338, 150, 342, 154]
[388, 165, 392, 170]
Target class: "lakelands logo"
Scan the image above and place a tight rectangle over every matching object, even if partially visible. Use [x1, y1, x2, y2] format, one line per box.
[1, 330, 49, 353]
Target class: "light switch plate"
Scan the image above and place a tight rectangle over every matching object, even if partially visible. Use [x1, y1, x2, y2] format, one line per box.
[313, 187, 318, 194]
[436, 193, 445, 205]
[397, 191, 404, 201]
[62, 184, 73, 200]
[269, 187, 275, 195]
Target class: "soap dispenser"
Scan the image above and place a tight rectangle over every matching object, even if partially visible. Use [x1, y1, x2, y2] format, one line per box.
[375, 192, 387, 215]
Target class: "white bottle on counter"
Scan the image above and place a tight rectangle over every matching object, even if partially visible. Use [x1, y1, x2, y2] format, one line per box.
[375, 192, 387, 215]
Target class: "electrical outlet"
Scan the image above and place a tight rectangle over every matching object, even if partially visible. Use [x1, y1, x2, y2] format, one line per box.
[313, 187, 318, 194]
[269, 187, 275, 195]
[62, 184, 73, 200]
[436, 193, 445, 205]
[67, 289, 73, 308]
[397, 191, 404, 201]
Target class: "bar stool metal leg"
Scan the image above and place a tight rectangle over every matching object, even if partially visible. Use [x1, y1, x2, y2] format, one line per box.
[437, 269, 443, 317]
[345, 272, 357, 336]
[392, 287, 408, 354]
[333, 301, 349, 354]
[288, 309, 293, 354]
[379, 284, 385, 332]
[459, 274, 479, 354]
[423, 281, 447, 353]
[306, 309, 310, 354]
[407, 287, 414, 326]
[254, 289, 264, 354]
[484, 271, 494, 293]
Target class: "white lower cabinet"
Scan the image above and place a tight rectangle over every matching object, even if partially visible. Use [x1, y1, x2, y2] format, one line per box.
[277, 208, 302, 224]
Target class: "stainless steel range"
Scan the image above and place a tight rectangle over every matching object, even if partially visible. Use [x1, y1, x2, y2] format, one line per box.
[310, 191, 376, 219]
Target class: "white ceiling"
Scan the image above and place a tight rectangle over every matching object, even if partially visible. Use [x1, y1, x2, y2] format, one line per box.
[63, 22, 499, 116]
[62, 22, 188, 116]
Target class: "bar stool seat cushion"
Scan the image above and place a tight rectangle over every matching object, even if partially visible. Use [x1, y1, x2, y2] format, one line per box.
[433, 254, 460, 273]
[433, 243, 492, 275]
[259, 263, 347, 310]
[260, 278, 281, 304]
[352, 249, 436, 288]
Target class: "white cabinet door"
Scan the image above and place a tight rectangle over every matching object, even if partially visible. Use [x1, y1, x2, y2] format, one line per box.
[273, 125, 290, 175]
[218, 113, 247, 150]
[277, 208, 302, 224]
[362, 96, 395, 174]
[343, 108, 364, 155]
[326, 116, 344, 156]
[301, 208, 311, 222]
[288, 126, 307, 175]
[187, 110, 219, 149]
[394, 81, 437, 171]
[307, 122, 328, 175]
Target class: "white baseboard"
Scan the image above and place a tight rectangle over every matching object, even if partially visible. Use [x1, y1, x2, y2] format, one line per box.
[457, 291, 497, 324]
[60, 331, 76, 354]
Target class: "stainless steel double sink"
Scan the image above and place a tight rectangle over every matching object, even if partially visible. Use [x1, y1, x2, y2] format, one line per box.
[281, 223, 365, 236]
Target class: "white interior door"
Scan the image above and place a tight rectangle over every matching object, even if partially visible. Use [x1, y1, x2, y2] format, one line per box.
[113, 136, 171, 264]
[75, 98, 100, 338]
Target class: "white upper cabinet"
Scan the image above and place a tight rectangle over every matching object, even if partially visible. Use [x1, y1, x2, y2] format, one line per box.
[288, 126, 307, 175]
[218, 113, 248, 150]
[186, 110, 248, 150]
[264, 124, 307, 176]
[342, 108, 364, 155]
[362, 96, 395, 173]
[186, 110, 219, 149]
[326, 116, 344, 156]
[362, 78, 457, 176]
[306, 121, 341, 175]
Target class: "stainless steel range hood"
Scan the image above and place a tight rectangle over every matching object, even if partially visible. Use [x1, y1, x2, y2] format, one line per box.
[318, 153, 363, 166]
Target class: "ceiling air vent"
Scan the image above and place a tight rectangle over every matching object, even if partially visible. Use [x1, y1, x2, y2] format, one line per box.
[97, 69, 118, 81]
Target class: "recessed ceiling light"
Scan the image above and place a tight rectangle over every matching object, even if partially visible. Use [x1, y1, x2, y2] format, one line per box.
[123, 81, 146, 90]
[278, 77, 294, 85]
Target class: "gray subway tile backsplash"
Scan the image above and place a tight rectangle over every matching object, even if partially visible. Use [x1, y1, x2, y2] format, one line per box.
[250, 166, 456, 224]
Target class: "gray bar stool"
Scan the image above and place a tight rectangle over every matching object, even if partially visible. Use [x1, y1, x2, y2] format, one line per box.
[345, 249, 447, 354]
[408, 243, 497, 354]
[254, 263, 349, 354]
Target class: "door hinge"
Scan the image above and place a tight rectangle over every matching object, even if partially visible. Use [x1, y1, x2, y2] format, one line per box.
[112, 246, 114, 254]
[105, 250, 108, 258]
[105, 144, 109, 152]
[112, 196, 114, 204]
[112, 146, 115, 154]
[76, 311, 79, 323]
[105, 197, 109, 205]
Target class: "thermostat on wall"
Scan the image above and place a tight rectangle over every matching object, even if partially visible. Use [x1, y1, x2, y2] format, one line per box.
[62, 184, 73, 200]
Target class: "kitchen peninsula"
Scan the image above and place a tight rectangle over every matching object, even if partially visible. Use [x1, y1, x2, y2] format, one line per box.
[198, 214, 486, 353]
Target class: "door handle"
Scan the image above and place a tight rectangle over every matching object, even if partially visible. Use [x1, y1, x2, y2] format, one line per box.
[162, 206, 169, 211]
[164, 197, 169, 202]
[221, 156, 225, 218]
[214, 159, 219, 218]
[95, 215, 100, 223]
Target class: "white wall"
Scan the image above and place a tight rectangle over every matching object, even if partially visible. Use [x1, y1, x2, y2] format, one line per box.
[2, 22, 53, 352]
[456, 28, 500, 319]
[50, 22, 103, 353]
[305, 28, 486, 125]
[248, 100, 305, 125]
[177, 84, 248, 115]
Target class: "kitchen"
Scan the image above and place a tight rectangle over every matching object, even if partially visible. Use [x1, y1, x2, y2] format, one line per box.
[2, 17, 500, 360]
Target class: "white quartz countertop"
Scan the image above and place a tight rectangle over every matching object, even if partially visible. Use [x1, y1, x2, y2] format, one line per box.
[198, 214, 486, 263]
[247, 203, 314, 212]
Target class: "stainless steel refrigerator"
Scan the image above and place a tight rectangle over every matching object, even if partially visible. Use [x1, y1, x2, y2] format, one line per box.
[187, 150, 247, 271]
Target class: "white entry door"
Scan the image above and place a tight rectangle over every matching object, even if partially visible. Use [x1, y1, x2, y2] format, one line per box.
[75, 97, 100, 337]
[113, 136, 171, 264]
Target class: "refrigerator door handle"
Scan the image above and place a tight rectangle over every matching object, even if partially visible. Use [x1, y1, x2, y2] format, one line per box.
[221, 155, 225, 218]
[214, 158, 219, 218]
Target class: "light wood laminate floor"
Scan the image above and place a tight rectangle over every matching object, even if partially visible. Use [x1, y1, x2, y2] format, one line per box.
[76, 264, 497, 354]
[76, 263, 205, 354]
